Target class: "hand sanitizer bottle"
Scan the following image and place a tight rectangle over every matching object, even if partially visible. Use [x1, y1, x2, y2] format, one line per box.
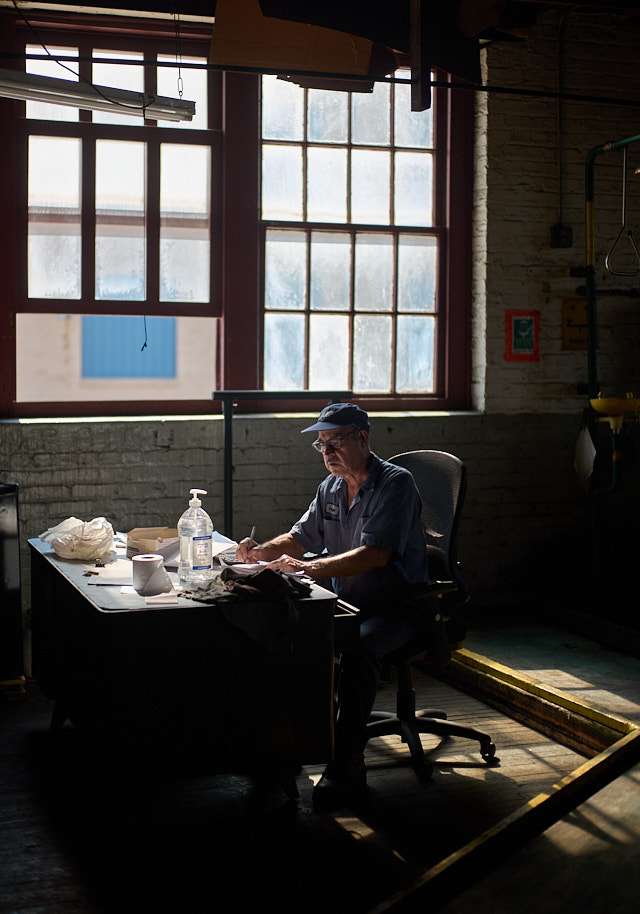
[178, 488, 214, 586]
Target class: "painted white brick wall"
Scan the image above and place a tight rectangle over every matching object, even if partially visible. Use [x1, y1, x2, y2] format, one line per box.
[478, 8, 640, 414]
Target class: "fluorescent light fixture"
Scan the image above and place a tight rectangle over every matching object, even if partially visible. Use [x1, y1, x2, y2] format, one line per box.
[0, 67, 196, 121]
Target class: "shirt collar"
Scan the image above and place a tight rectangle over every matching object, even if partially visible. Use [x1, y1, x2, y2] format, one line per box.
[328, 452, 382, 496]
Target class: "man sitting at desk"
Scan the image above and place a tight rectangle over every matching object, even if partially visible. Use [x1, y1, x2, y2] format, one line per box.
[235, 403, 430, 809]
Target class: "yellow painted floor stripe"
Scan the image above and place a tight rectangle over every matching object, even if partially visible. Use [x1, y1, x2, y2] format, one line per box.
[452, 648, 637, 734]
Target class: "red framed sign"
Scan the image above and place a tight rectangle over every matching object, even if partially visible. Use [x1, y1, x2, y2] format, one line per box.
[505, 309, 540, 362]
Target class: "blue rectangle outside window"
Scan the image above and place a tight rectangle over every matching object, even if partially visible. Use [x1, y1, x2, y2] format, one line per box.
[82, 315, 176, 378]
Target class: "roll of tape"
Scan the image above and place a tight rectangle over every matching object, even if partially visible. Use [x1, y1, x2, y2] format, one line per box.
[132, 553, 173, 596]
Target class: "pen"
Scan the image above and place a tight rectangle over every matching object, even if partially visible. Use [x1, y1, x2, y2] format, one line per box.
[247, 525, 256, 552]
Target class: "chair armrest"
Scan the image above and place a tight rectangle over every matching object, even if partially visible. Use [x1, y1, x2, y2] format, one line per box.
[403, 581, 459, 606]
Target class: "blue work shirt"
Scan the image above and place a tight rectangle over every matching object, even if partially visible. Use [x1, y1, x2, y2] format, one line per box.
[290, 452, 428, 609]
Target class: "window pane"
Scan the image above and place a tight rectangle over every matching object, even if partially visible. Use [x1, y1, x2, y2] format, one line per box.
[157, 55, 208, 130]
[26, 45, 79, 121]
[354, 234, 393, 312]
[28, 136, 81, 299]
[309, 315, 349, 389]
[95, 139, 146, 300]
[396, 315, 435, 393]
[394, 151, 433, 226]
[261, 74, 303, 140]
[265, 230, 307, 310]
[16, 314, 217, 401]
[310, 232, 350, 311]
[398, 236, 437, 311]
[262, 144, 303, 220]
[353, 315, 391, 392]
[394, 82, 432, 148]
[259, 73, 453, 401]
[307, 147, 347, 222]
[264, 313, 305, 388]
[351, 149, 390, 224]
[308, 89, 348, 143]
[82, 315, 175, 378]
[264, 231, 307, 311]
[92, 49, 144, 125]
[351, 82, 390, 146]
[160, 144, 210, 302]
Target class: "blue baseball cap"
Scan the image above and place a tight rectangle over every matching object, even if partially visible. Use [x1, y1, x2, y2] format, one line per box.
[301, 403, 370, 434]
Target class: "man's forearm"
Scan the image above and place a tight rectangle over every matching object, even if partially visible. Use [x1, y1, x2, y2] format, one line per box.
[248, 532, 305, 562]
[303, 545, 391, 580]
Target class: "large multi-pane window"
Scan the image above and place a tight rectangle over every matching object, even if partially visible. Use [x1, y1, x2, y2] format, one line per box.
[0, 11, 471, 417]
[261, 74, 448, 397]
[13, 27, 218, 405]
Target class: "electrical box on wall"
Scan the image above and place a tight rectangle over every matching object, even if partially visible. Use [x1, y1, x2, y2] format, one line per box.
[551, 224, 573, 248]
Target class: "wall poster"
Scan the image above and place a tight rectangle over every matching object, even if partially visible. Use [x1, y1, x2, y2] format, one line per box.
[505, 309, 540, 362]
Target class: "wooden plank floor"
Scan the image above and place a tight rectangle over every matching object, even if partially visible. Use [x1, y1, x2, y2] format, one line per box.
[1, 665, 588, 914]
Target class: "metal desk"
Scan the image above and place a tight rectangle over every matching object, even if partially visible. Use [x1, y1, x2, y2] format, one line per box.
[29, 538, 337, 778]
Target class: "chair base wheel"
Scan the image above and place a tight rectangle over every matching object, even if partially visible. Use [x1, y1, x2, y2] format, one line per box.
[481, 741, 498, 764]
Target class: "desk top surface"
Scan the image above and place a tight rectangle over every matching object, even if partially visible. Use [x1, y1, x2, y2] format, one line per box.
[28, 537, 336, 614]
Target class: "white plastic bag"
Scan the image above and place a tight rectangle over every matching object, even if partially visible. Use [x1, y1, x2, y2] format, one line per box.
[39, 516, 115, 561]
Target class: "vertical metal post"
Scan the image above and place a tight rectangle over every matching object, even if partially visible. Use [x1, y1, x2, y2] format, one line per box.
[221, 394, 234, 537]
[585, 144, 601, 400]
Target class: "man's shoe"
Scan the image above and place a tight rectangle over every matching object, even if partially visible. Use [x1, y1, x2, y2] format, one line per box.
[312, 755, 367, 811]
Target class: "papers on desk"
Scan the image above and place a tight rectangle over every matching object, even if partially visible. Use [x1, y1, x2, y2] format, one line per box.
[162, 530, 237, 569]
[116, 586, 181, 605]
[85, 557, 133, 585]
[224, 560, 309, 580]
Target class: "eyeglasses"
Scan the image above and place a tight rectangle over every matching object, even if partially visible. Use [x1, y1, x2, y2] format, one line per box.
[312, 428, 359, 453]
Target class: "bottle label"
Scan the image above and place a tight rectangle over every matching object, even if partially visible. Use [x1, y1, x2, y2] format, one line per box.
[191, 534, 212, 571]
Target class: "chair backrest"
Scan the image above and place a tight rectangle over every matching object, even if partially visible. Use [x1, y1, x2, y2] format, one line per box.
[388, 450, 467, 593]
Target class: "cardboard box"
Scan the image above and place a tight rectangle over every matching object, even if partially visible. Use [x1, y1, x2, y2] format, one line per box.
[126, 527, 179, 560]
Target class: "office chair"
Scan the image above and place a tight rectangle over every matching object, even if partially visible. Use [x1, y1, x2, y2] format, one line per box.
[367, 450, 496, 780]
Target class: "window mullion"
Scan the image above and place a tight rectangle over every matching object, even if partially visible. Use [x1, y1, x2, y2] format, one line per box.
[82, 133, 95, 306]
[304, 226, 311, 389]
[144, 48, 159, 306]
[391, 233, 399, 395]
[78, 38, 92, 125]
[146, 135, 160, 305]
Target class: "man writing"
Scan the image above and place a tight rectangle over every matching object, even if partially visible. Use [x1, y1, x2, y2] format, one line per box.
[235, 403, 431, 808]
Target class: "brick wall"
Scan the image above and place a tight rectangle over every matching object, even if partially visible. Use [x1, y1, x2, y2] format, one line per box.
[1, 411, 589, 610]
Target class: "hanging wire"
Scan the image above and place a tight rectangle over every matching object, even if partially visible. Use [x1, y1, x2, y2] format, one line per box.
[174, 11, 184, 99]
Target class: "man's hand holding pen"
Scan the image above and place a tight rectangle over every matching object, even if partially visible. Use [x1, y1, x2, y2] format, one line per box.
[235, 526, 258, 562]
